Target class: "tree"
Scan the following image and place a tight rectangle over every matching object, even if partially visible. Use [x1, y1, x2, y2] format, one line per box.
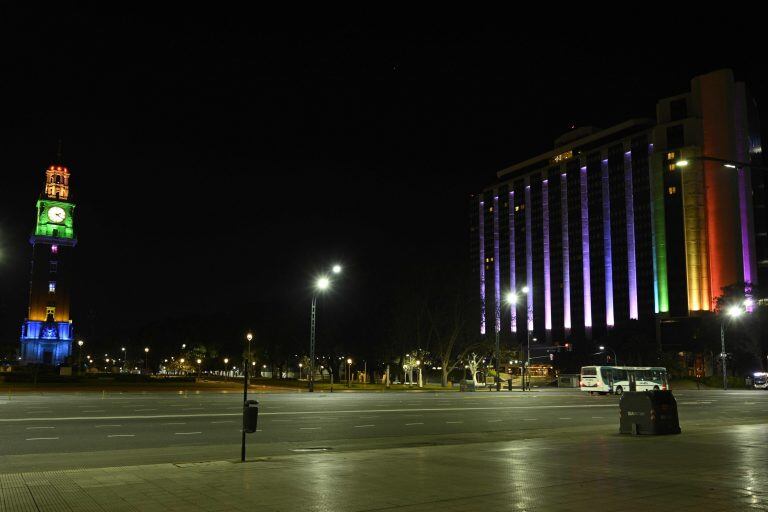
[428, 293, 482, 387]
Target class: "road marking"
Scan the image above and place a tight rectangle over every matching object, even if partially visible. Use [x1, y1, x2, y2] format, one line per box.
[26, 437, 59, 441]
[405, 422, 424, 426]
[134, 408, 157, 412]
[211, 420, 235, 424]
[95, 424, 122, 428]
[488, 419, 502, 423]
[0, 403, 619, 423]
[592, 416, 604, 419]
[108, 434, 135, 438]
[523, 418, 537, 421]
[174, 432, 202, 435]
[25, 426, 55, 430]
[162, 422, 186, 425]
[446, 421, 463, 424]
[82, 410, 106, 413]
[559, 418, 572, 420]
[354, 424, 375, 428]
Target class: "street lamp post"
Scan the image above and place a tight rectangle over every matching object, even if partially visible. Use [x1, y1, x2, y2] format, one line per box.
[347, 358, 352, 388]
[144, 347, 149, 372]
[121, 347, 127, 372]
[298, 362, 303, 380]
[598, 345, 618, 366]
[242, 332, 252, 462]
[720, 305, 744, 391]
[506, 287, 530, 391]
[77, 340, 84, 373]
[309, 264, 342, 393]
[196, 358, 202, 379]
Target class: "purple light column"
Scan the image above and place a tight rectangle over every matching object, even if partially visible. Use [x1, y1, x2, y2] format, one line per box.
[624, 151, 638, 320]
[561, 173, 571, 331]
[479, 200, 486, 335]
[493, 195, 501, 334]
[580, 166, 592, 329]
[509, 191, 517, 332]
[542, 179, 552, 331]
[525, 183, 533, 332]
[602, 159, 615, 326]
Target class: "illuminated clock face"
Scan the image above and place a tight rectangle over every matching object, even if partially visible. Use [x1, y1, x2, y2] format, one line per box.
[47, 206, 66, 223]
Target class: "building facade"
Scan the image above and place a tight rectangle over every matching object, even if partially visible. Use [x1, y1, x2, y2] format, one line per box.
[470, 69, 765, 351]
[19, 162, 77, 365]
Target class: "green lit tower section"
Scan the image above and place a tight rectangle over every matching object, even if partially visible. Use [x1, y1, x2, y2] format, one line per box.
[20, 163, 77, 365]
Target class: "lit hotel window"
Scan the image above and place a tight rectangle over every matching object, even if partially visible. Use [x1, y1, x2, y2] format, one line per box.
[668, 164, 676, 171]
[49, 281, 56, 293]
[668, 186, 677, 195]
[51, 245, 58, 254]
[667, 152, 676, 160]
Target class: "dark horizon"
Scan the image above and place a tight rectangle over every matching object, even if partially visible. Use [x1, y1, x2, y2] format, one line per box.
[2, 13, 767, 360]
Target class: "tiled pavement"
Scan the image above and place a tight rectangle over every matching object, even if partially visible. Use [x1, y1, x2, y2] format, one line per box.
[1, 423, 767, 511]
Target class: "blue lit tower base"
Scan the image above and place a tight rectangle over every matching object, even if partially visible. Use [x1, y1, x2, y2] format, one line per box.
[20, 320, 73, 365]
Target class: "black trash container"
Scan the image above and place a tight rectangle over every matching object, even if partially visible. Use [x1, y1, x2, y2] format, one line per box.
[619, 390, 681, 435]
[243, 399, 259, 433]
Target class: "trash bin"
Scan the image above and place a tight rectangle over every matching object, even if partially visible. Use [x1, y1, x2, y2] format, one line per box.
[243, 399, 259, 433]
[619, 390, 680, 435]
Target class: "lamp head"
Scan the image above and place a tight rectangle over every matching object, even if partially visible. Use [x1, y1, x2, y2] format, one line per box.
[77, 340, 83, 347]
[506, 292, 518, 305]
[332, 264, 342, 274]
[246, 333, 253, 342]
[676, 159, 689, 167]
[599, 345, 605, 351]
[727, 305, 744, 318]
[347, 358, 352, 364]
[316, 276, 331, 290]
[522, 286, 529, 294]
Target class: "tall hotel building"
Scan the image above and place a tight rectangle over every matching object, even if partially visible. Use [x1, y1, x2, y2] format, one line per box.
[470, 69, 765, 350]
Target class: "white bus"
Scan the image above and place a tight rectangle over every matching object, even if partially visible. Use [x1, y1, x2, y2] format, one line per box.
[580, 366, 669, 395]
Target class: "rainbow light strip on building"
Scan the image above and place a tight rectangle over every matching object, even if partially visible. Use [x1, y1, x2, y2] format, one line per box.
[561, 173, 571, 330]
[542, 179, 551, 331]
[479, 200, 486, 335]
[509, 191, 517, 332]
[601, 159, 615, 326]
[624, 151, 638, 320]
[493, 196, 501, 334]
[580, 166, 592, 328]
[525, 182, 533, 331]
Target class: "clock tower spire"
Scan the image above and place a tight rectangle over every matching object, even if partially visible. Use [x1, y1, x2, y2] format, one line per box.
[20, 158, 77, 365]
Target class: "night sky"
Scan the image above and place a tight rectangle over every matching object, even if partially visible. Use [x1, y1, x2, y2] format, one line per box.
[1, 12, 766, 358]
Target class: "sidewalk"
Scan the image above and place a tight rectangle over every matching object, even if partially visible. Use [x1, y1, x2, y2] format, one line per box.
[2, 423, 766, 511]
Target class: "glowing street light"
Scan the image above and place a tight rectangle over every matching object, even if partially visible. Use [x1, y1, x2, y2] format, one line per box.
[309, 265, 343, 392]
[347, 358, 353, 387]
[720, 304, 746, 390]
[500, 287, 531, 391]
[598, 345, 619, 365]
[144, 347, 149, 372]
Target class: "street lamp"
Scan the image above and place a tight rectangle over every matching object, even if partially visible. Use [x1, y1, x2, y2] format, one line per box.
[121, 347, 127, 372]
[298, 362, 303, 380]
[196, 358, 202, 379]
[144, 347, 149, 372]
[598, 345, 619, 365]
[347, 358, 352, 387]
[506, 287, 531, 391]
[720, 305, 744, 390]
[309, 264, 342, 392]
[77, 340, 84, 371]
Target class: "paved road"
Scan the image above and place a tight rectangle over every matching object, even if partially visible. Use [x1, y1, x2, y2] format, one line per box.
[1, 389, 766, 472]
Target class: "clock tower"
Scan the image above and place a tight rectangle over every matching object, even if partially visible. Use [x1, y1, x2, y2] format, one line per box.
[20, 162, 77, 365]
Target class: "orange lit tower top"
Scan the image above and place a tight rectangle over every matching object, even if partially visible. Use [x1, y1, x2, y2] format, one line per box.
[44, 164, 71, 200]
